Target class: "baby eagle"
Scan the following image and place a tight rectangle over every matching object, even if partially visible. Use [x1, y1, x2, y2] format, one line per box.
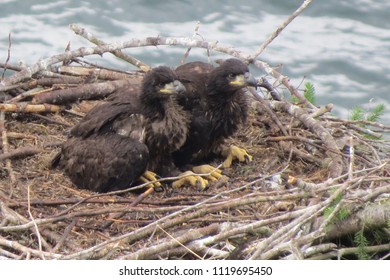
[51, 66, 190, 192]
[173, 58, 257, 170]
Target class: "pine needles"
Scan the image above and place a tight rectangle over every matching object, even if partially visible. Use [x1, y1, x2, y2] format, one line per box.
[291, 81, 316, 105]
[350, 103, 385, 122]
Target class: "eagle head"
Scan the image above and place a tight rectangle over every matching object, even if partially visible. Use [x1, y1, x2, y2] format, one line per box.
[208, 58, 257, 96]
[142, 66, 186, 100]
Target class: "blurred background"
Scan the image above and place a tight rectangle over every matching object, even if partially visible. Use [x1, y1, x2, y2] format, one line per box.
[0, 0, 389, 122]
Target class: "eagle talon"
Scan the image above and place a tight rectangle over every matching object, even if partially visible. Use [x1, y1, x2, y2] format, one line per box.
[139, 170, 161, 188]
[172, 171, 208, 189]
[192, 164, 222, 181]
[222, 145, 253, 169]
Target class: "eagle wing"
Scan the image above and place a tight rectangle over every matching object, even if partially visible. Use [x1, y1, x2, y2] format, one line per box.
[58, 134, 149, 192]
[70, 94, 146, 142]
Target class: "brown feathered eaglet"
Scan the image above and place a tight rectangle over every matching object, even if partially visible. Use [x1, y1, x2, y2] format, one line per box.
[173, 58, 257, 168]
[51, 66, 189, 192]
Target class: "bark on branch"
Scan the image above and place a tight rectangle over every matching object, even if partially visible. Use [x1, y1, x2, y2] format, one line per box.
[32, 79, 138, 104]
[0, 103, 61, 113]
[324, 203, 390, 240]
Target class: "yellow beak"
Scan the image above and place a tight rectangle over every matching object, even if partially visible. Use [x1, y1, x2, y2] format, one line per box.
[229, 72, 258, 88]
[159, 80, 186, 94]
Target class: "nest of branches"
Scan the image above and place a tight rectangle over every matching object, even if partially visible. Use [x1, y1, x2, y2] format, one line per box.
[1, 19, 390, 260]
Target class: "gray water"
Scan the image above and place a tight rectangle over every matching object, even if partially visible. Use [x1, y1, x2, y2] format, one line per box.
[1, 0, 389, 123]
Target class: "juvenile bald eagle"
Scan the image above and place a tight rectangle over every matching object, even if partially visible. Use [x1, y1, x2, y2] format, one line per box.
[173, 58, 257, 169]
[51, 66, 189, 192]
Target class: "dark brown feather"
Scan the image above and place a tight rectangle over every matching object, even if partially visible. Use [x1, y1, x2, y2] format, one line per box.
[173, 58, 256, 166]
[52, 66, 189, 192]
[56, 134, 149, 192]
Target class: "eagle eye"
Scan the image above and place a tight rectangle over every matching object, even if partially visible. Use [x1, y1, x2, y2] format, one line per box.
[227, 73, 235, 79]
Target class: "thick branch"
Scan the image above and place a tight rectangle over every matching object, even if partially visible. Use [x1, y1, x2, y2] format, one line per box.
[0, 147, 43, 162]
[324, 203, 390, 240]
[32, 79, 137, 104]
[0, 103, 61, 113]
[57, 66, 140, 80]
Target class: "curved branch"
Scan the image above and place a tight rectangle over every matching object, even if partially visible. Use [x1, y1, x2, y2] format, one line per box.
[70, 24, 151, 72]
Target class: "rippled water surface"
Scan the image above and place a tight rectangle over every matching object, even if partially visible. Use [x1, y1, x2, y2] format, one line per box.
[1, 0, 389, 122]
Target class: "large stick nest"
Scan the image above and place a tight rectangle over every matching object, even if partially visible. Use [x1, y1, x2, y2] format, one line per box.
[0, 24, 389, 260]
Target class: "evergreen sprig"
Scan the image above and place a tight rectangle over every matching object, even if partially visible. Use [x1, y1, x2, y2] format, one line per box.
[367, 103, 385, 122]
[354, 229, 370, 260]
[349, 103, 385, 139]
[303, 81, 316, 104]
[323, 192, 349, 222]
[350, 106, 365, 121]
[350, 104, 385, 122]
[291, 81, 316, 105]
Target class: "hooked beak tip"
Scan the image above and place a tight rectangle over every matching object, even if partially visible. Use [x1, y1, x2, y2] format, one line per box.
[245, 72, 258, 88]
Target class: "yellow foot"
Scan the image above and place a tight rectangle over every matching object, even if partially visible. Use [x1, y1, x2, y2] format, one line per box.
[139, 170, 162, 188]
[222, 145, 253, 168]
[171, 171, 208, 189]
[192, 164, 222, 182]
